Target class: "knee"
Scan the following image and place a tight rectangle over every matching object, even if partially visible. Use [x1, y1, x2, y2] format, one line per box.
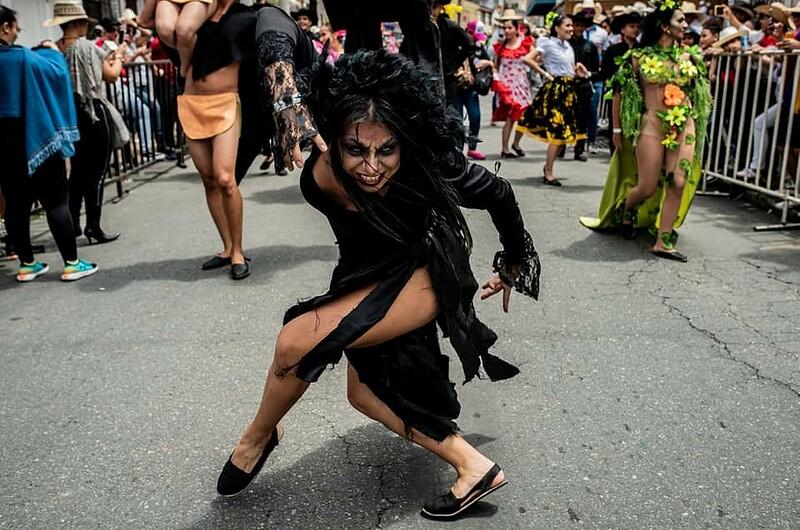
[215, 172, 237, 195]
[199, 172, 217, 189]
[671, 174, 687, 192]
[174, 21, 197, 45]
[346, 383, 369, 414]
[273, 327, 308, 371]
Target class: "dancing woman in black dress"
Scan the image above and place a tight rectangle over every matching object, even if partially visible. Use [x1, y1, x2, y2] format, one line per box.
[217, 49, 540, 518]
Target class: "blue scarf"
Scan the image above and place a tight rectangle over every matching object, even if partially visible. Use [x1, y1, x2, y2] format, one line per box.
[0, 45, 79, 176]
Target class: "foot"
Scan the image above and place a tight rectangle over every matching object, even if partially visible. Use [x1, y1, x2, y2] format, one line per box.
[574, 152, 588, 162]
[500, 151, 518, 159]
[201, 252, 232, 271]
[511, 145, 525, 157]
[16, 260, 49, 282]
[451, 460, 504, 499]
[260, 156, 274, 172]
[84, 227, 120, 245]
[466, 149, 486, 160]
[230, 423, 284, 474]
[217, 423, 284, 497]
[735, 168, 757, 179]
[61, 259, 98, 281]
[652, 232, 687, 262]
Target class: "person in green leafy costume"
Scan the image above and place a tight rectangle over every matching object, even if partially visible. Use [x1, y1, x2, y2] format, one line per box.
[579, 0, 712, 262]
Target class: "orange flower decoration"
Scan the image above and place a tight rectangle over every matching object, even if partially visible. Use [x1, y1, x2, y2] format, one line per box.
[663, 84, 685, 107]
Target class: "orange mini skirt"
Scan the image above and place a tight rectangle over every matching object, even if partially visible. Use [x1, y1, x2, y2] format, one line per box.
[177, 93, 240, 140]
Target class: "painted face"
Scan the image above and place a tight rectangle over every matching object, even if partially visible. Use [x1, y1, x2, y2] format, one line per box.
[557, 18, 574, 40]
[700, 28, 717, 49]
[623, 22, 641, 40]
[503, 21, 517, 40]
[666, 9, 688, 39]
[296, 15, 312, 31]
[339, 121, 401, 194]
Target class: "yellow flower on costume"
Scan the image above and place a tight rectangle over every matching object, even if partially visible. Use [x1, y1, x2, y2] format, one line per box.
[678, 59, 698, 79]
[663, 106, 688, 127]
[641, 56, 664, 77]
[551, 110, 564, 124]
[661, 132, 679, 150]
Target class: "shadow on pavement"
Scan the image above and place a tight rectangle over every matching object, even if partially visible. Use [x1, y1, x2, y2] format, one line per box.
[248, 185, 305, 206]
[51, 244, 338, 293]
[187, 425, 500, 529]
[553, 230, 649, 262]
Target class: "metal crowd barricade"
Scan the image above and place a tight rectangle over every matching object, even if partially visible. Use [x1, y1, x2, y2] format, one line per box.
[103, 59, 186, 201]
[701, 49, 800, 230]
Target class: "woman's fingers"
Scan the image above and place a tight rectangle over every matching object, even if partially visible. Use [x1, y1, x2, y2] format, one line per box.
[502, 284, 511, 313]
[312, 134, 328, 153]
[285, 144, 304, 171]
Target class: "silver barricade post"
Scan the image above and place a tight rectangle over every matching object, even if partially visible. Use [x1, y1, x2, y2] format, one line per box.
[701, 49, 800, 230]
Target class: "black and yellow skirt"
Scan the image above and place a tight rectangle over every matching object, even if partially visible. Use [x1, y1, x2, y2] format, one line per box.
[516, 76, 587, 145]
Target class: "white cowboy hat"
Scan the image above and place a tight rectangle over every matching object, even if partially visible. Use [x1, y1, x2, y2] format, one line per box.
[631, 1, 653, 14]
[611, 4, 627, 15]
[43, 0, 90, 27]
[714, 26, 747, 47]
[680, 1, 701, 14]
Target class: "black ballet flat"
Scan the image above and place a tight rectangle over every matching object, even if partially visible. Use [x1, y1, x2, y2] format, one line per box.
[421, 463, 508, 519]
[542, 176, 562, 187]
[500, 151, 518, 159]
[574, 153, 588, 162]
[201, 255, 231, 270]
[230, 261, 251, 280]
[652, 249, 688, 262]
[217, 428, 280, 497]
[620, 223, 636, 240]
[511, 146, 525, 157]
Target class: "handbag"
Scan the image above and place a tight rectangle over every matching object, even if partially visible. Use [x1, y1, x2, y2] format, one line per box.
[473, 67, 492, 96]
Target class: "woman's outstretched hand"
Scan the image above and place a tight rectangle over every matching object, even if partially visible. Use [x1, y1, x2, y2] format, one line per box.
[285, 134, 328, 171]
[481, 273, 513, 313]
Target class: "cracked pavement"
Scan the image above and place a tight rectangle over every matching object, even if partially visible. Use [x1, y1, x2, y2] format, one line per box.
[1, 103, 799, 528]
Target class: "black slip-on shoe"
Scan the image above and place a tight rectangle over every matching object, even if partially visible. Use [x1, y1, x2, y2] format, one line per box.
[421, 463, 508, 519]
[217, 428, 280, 497]
[652, 249, 688, 262]
[230, 261, 251, 280]
[201, 255, 231, 270]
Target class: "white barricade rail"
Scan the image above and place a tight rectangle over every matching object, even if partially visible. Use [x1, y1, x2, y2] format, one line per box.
[701, 49, 800, 230]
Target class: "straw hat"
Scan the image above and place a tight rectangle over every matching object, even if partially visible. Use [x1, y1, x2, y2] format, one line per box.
[610, 4, 627, 15]
[755, 2, 790, 27]
[714, 26, 747, 46]
[787, 0, 800, 14]
[43, 0, 90, 27]
[594, 12, 608, 24]
[631, 1, 653, 14]
[498, 8, 523, 21]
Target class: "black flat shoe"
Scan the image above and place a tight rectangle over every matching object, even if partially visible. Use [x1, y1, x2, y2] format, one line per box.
[620, 223, 636, 240]
[574, 153, 588, 162]
[217, 427, 281, 497]
[84, 227, 120, 245]
[652, 249, 688, 262]
[542, 176, 562, 187]
[421, 463, 508, 519]
[201, 255, 231, 270]
[511, 146, 525, 157]
[500, 151, 518, 159]
[230, 261, 251, 280]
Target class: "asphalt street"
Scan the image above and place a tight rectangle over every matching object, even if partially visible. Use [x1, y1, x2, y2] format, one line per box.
[2, 111, 799, 529]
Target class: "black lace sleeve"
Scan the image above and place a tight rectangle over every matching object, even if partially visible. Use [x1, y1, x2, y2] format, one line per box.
[446, 160, 541, 299]
[255, 10, 319, 156]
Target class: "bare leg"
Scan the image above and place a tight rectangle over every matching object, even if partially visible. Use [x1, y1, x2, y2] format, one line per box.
[346, 364, 504, 497]
[501, 118, 514, 154]
[655, 124, 693, 251]
[210, 117, 243, 264]
[626, 135, 663, 209]
[174, 0, 217, 77]
[510, 130, 524, 152]
[154, 1, 180, 49]
[544, 143, 560, 178]
[231, 267, 439, 472]
[187, 138, 232, 256]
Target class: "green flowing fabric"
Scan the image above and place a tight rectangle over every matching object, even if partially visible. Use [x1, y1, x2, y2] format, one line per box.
[578, 138, 701, 231]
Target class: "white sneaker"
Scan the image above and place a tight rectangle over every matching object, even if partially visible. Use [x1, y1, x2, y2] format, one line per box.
[736, 168, 757, 179]
[587, 143, 598, 154]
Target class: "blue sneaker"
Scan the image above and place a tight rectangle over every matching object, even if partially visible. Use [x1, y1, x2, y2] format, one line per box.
[61, 259, 98, 281]
[16, 261, 49, 282]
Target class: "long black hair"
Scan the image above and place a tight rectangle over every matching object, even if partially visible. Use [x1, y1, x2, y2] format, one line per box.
[640, 6, 679, 47]
[309, 49, 471, 248]
[549, 14, 572, 37]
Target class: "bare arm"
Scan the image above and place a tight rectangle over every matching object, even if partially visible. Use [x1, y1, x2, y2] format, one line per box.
[139, 0, 157, 29]
[524, 49, 552, 80]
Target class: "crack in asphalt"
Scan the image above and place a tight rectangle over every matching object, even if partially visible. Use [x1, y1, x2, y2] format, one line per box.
[306, 410, 403, 529]
[652, 286, 800, 398]
[741, 259, 800, 291]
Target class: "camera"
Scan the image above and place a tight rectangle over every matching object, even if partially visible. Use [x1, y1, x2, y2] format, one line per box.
[714, 5, 726, 16]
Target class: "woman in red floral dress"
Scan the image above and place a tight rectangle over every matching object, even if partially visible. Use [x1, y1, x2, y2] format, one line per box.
[492, 10, 536, 158]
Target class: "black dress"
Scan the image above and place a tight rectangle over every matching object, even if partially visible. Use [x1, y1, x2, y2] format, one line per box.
[282, 150, 540, 442]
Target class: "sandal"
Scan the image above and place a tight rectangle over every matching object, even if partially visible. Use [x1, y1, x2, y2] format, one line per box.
[652, 232, 687, 262]
[421, 463, 508, 519]
[216, 425, 283, 497]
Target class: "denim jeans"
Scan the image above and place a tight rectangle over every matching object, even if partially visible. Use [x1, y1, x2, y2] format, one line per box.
[454, 88, 481, 150]
[588, 81, 603, 144]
